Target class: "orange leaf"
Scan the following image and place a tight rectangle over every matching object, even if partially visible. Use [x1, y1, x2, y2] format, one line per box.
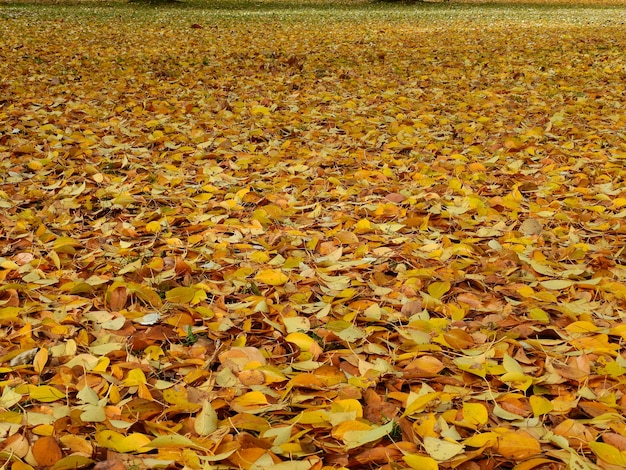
[33, 348, 48, 374]
[496, 430, 541, 459]
[32, 436, 63, 467]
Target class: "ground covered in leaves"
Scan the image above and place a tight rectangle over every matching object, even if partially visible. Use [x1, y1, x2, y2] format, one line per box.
[3, 0, 626, 468]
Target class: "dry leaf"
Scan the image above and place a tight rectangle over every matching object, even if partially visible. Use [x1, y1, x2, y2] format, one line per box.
[3, 6, 626, 470]
[496, 430, 541, 459]
[519, 218, 543, 236]
[32, 436, 63, 467]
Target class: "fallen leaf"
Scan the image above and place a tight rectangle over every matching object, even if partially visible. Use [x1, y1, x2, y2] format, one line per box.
[496, 430, 541, 459]
[32, 436, 63, 467]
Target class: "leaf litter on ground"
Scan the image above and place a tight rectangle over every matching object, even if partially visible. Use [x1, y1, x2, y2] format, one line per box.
[2, 0, 626, 468]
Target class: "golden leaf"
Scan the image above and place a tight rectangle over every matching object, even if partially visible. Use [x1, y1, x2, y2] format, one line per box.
[254, 269, 288, 286]
[496, 430, 541, 459]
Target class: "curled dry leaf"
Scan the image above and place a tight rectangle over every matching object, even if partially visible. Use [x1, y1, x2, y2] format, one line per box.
[12, 253, 34, 266]
[401, 300, 423, 317]
[1, 433, 29, 458]
[519, 218, 543, 236]
[0, 288, 19, 306]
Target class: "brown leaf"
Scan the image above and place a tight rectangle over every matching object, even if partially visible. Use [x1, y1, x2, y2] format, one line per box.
[385, 192, 406, 203]
[1, 433, 29, 458]
[551, 355, 590, 382]
[443, 329, 475, 350]
[401, 300, 422, 317]
[602, 433, 626, 452]
[108, 286, 128, 312]
[553, 419, 593, 447]
[499, 398, 531, 418]
[519, 218, 543, 236]
[351, 445, 403, 465]
[0, 288, 19, 307]
[93, 460, 126, 470]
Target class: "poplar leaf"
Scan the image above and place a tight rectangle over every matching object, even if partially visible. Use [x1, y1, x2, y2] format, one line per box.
[194, 400, 218, 436]
[254, 269, 288, 286]
[427, 281, 451, 299]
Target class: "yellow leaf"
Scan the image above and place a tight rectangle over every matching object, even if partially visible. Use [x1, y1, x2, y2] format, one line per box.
[565, 321, 600, 333]
[145, 220, 161, 233]
[331, 420, 371, 440]
[285, 332, 322, 360]
[463, 432, 498, 448]
[403, 392, 441, 417]
[354, 219, 374, 233]
[462, 402, 489, 427]
[610, 324, 626, 340]
[128, 283, 162, 307]
[0, 307, 20, 321]
[49, 455, 94, 470]
[414, 413, 438, 438]
[427, 281, 451, 299]
[112, 193, 136, 207]
[423, 436, 465, 460]
[0, 388, 22, 409]
[249, 251, 271, 263]
[80, 404, 106, 423]
[612, 197, 626, 208]
[342, 421, 395, 450]
[95, 430, 152, 453]
[291, 410, 330, 425]
[251, 105, 270, 116]
[29, 385, 65, 403]
[517, 285, 536, 297]
[232, 391, 269, 413]
[403, 454, 439, 470]
[122, 368, 146, 387]
[336, 231, 359, 245]
[147, 434, 207, 451]
[540, 279, 574, 290]
[194, 400, 218, 436]
[52, 236, 81, 253]
[254, 269, 288, 286]
[163, 387, 201, 412]
[1, 260, 20, 270]
[331, 399, 363, 418]
[528, 307, 550, 323]
[589, 442, 626, 466]
[166, 286, 204, 304]
[11, 462, 34, 470]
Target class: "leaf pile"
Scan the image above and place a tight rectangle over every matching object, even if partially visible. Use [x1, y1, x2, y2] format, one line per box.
[2, 1, 626, 469]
